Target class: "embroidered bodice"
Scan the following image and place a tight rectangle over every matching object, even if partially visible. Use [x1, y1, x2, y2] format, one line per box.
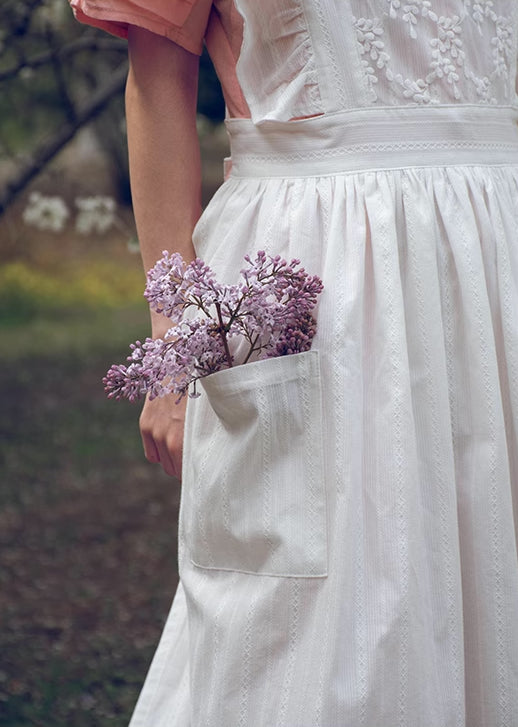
[235, 0, 518, 121]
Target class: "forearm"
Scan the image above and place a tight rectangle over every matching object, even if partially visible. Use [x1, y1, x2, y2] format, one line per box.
[126, 27, 202, 337]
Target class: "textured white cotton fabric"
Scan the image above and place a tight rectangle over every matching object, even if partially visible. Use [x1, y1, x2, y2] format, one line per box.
[128, 2, 518, 726]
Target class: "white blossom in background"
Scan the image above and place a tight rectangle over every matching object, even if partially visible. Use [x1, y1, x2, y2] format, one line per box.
[22, 192, 70, 232]
[75, 196, 117, 235]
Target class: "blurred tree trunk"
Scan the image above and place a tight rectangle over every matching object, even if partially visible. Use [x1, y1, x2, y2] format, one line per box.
[0, 0, 128, 215]
[0, 0, 225, 217]
[0, 64, 128, 214]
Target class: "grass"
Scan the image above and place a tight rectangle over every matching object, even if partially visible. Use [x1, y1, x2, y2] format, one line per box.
[0, 239, 180, 727]
[0, 260, 145, 326]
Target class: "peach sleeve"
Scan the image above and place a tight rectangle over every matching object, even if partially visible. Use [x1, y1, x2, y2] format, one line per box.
[70, 0, 213, 55]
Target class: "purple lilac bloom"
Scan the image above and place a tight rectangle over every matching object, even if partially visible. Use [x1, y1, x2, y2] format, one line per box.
[104, 250, 323, 402]
[144, 251, 188, 322]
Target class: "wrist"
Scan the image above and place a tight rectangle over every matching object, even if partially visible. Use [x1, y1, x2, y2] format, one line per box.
[150, 311, 171, 339]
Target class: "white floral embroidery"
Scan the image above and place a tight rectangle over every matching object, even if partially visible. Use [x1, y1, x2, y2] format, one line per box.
[464, 68, 494, 103]
[387, 72, 433, 103]
[427, 15, 465, 99]
[354, 16, 391, 98]
[401, 2, 438, 38]
[492, 16, 513, 89]
[466, 0, 496, 28]
[352, 1, 515, 105]
[385, 0, 402, 19]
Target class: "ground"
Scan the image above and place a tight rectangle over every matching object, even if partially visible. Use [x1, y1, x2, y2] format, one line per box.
[0, 306, 180, 727]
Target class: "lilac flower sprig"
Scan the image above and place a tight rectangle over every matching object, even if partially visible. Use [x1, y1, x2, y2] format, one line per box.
[103, 250, 323, 402]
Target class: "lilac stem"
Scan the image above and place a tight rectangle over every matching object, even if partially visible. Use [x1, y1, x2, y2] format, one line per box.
[242, 334, 260, 364]
[215, 302, 234, 368]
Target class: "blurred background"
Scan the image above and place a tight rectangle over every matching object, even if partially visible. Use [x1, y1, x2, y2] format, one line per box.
[0, 1, 227, 724]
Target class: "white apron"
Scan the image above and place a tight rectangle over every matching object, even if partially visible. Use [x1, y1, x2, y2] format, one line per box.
[130, 3, 518, 726]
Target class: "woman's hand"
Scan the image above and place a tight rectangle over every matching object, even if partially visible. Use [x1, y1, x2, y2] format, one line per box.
[140, 394, 187, 480]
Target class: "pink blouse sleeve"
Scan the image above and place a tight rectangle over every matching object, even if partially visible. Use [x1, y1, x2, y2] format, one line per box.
[70, 0, 213, 55]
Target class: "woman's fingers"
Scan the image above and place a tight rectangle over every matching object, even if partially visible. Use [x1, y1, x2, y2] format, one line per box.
[141, 428, 160, 464]
[154, 426, 182, 479]
[139, 394, 187, 479]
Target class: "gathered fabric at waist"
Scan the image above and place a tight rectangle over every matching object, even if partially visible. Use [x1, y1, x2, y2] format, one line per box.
[225, 105, 518, 177]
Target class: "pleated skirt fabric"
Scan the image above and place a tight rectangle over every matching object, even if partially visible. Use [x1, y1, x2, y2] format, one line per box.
[129, 108, 518, 727]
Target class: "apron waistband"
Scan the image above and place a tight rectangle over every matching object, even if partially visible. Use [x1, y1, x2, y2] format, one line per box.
[225, 105, 518, 177]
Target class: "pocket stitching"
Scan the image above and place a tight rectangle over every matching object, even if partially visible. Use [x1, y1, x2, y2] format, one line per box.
[186, 350, 328, 578]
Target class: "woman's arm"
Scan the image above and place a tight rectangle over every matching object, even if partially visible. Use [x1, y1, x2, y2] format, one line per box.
[126, 26, 202, 479]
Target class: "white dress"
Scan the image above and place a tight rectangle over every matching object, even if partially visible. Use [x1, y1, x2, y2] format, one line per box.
[127, 2, 518, 725]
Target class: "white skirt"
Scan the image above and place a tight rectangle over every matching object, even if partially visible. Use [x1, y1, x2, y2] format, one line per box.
[130, 106, 518, 727]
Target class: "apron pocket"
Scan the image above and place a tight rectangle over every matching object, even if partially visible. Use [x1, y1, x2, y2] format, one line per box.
[184, 350, 327, 578]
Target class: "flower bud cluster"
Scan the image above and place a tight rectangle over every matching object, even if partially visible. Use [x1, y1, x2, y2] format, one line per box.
[103, 251, 323, 402]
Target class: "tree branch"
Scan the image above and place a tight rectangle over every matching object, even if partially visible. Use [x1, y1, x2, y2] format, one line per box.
[0, 62, 128, 215]
[46, 25, 77, 123]
[0, 37, 126, 83]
